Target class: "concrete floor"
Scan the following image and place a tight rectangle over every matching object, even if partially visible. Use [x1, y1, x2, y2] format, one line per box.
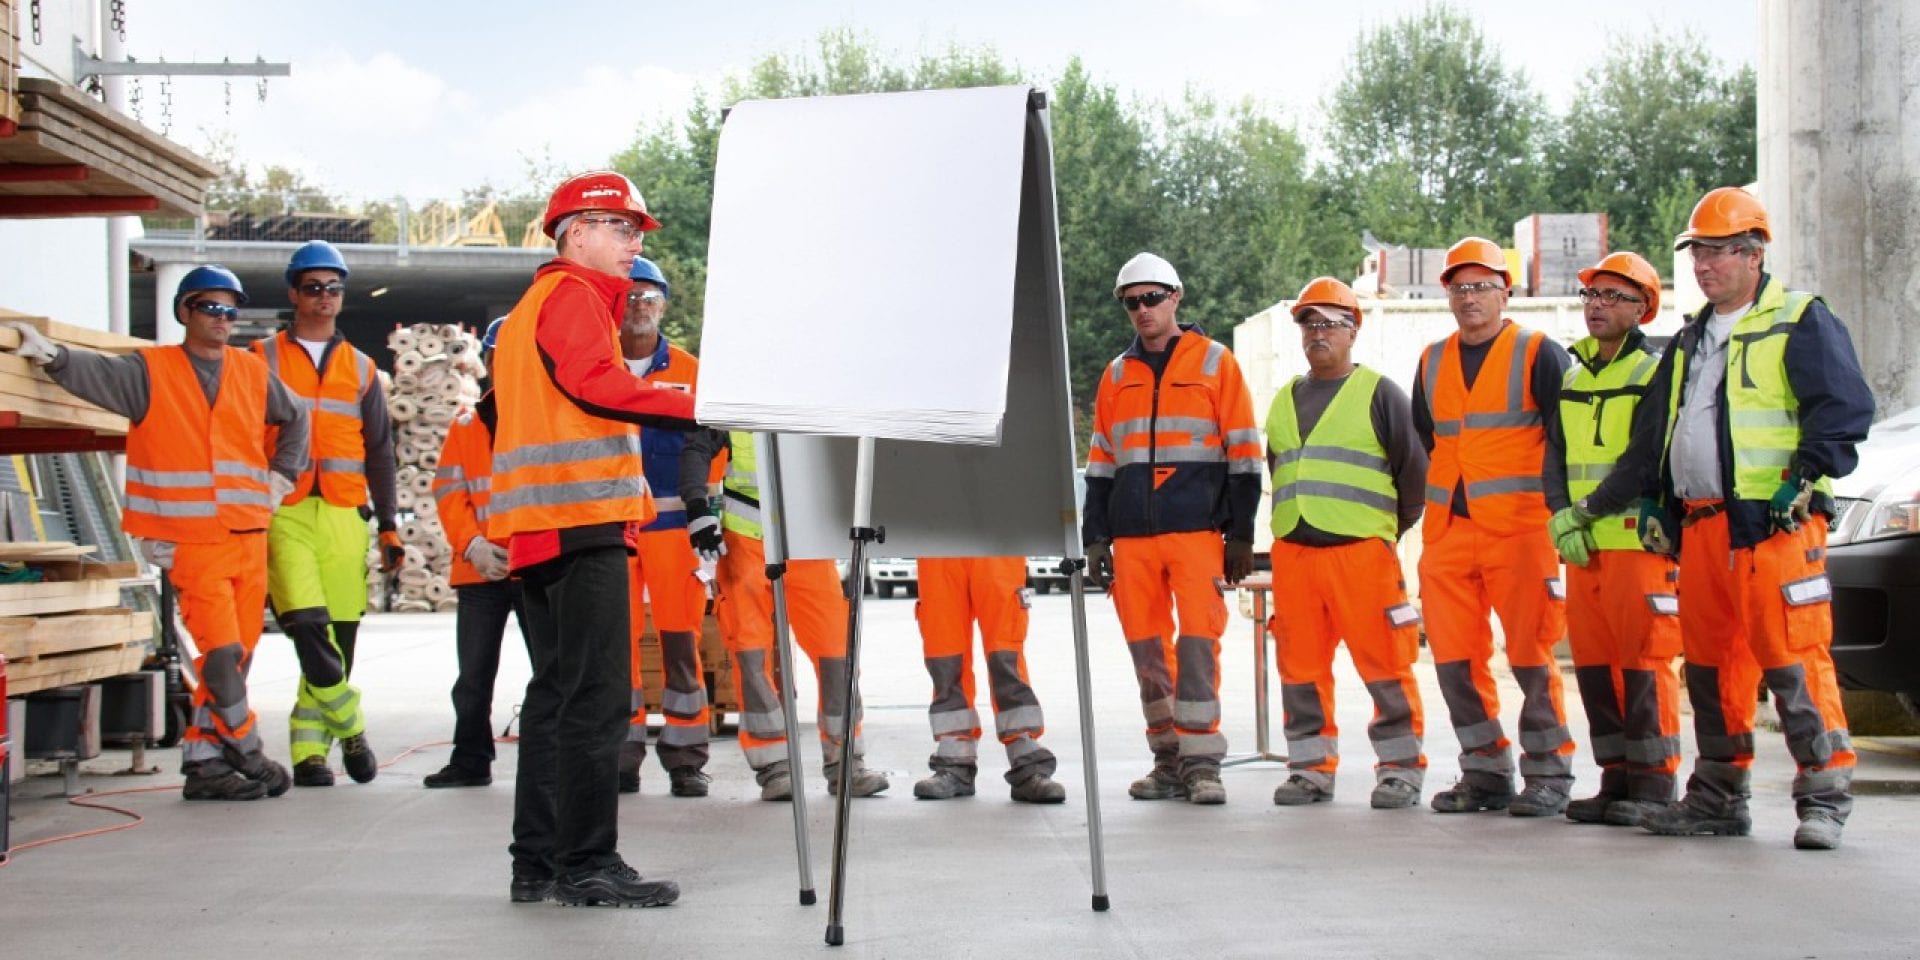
[4, 591, 1919, 958]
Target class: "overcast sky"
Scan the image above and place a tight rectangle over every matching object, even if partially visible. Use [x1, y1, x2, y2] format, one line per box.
[111, 0, 1758, 202]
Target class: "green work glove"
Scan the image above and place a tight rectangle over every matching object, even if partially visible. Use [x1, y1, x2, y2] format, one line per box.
[1637, 498, 1674, 555]
[1769, 475, 1815, 534]
[1547, 503, 1595, 543]
[1553, 526, 1594, 568]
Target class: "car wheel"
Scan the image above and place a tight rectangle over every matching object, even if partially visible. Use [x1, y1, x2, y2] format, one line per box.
[877, 582, 894, 599]
[1899, 691, 1920, 721]
[1034, 580, 1050, 595]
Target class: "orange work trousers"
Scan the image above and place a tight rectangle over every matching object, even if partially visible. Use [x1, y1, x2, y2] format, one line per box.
[1566, 549, 1682, 802]
[1418, 516, 1573, 790]
[172, 533, 270, 771]
[714, 530, 860, 776]
[915, 556, 1056, 785]
[1268, 539, 1425, 791]
[1677, 505, 1852, 819]
[623, 528, 710, 771]
[1111, 530, 1227, 771]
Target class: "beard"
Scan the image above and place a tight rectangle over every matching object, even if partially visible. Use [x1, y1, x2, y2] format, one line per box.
[623, 316, 659, 339]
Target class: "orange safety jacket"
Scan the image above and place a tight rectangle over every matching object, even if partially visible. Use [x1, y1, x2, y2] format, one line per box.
[123, 346, 275, 544]
[253, 331, 375, 508]
[1085, 327, 1263, 539]
[487, 271, 651, 538]
[1418, 321, 1551, 542]
[433, 396, 501, 586]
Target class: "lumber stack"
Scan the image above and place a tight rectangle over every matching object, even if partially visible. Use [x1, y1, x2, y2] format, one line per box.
[0, 548, 149, 695]
[0, 308, 143, 438]
[371, 323, 484, 613]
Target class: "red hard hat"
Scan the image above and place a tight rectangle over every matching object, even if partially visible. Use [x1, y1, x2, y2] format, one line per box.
[1577, 251, 1662, 325]
[1291, 276, 1363, 326]
[542, 171, 661, 238]
[1440, 236, 1511, 287]
[1674, 186, 1771, 250]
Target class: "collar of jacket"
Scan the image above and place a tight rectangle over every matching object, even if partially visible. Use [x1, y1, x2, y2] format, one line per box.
[1121, 322, 1207, 360]
[535, 257, 633, 314]
[1571, 327, 1648, 373]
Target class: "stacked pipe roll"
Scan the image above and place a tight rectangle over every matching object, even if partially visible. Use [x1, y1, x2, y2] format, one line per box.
[370, 322, 487, 613]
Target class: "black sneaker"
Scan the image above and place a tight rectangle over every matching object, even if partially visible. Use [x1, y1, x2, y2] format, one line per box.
[340, 733, 378, 784]
[668, 767, 711, 798]
[509, 874, 553, 904]
[552, 862, 679, 908]
[424, 764, 492, 789]
[618, 770, 641, 794]
[182, 768, 269, 801]
[292, 757, 335, 787]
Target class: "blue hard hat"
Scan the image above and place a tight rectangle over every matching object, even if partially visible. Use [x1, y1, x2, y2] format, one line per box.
[174, 265, 249, 309]
[483, 317, 506, 350]
[628, 257, 670, 300]
[285, 240, 351, 286]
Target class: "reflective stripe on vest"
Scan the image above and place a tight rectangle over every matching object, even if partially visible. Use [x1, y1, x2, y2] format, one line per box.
[1560, 340, 1660, 550]
[255, 332, 372, 508]
[1267, 365, 1397, 543]
[1727, 285, 1831, 501]
[1420, 323, 1550, 541]
[123, 346, 274, 543]
[722, 430, 763, 539]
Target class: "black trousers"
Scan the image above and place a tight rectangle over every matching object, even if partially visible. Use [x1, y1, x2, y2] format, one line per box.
[448, 579, 527, 775]
[508, 546, 632, 878]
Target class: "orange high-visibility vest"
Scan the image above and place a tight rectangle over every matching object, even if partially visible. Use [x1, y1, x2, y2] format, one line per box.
[433, 407, 499, 586]
[253, 331, 374, 508]
[487, 272, 651, 538]
[1419, 322, 1550, 542]
[123, 346, 274, 544]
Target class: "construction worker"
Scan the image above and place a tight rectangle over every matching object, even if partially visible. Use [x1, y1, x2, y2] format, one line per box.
[1083, 252, 1262, 806]
[1263, 278, 1429, 809]
[6, 268, 306, 800]
[254, 239, 394, 787]
[1574, 187, 1873, 850]
[910, 556, 1066, 803]
[678, 429, 890, 802]
[1545, 252, 1683, 827]
[1412, 236, 1576, 817]
[490, 171, 693, 907]
[615, 257, 712, 799]
[423, 317, 525, 789]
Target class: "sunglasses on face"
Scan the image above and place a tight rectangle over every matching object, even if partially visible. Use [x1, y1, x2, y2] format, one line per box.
[627, 289, 666, 307]
[185, 300, 239, 321]
[1578, 287, 1645, 306]
[1120, 290, 1174, 311]
[297, 281, 346, 298]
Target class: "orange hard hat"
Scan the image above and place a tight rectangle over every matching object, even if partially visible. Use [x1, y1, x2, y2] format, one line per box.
[1674, 186, 1770, 250]
[1440, 236, 1511, 287]
[1291, 276, 1363, 326]
[542, 170, 661, 238]
[1577, 251, 1662, 325]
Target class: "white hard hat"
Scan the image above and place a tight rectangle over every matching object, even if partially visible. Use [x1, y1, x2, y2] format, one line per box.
[1114, 252, 1182, 297]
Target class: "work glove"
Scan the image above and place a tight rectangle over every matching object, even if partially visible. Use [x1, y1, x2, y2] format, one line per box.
[268, 471, 296, 505]
[378, 528, 406, 574]
[138, 538, 176, 571]
[4, 321, 59, 366]
[1085, 539, 1114, 590]
[1224, 539, 1255, 585]
[1553, 526, 1595, 568]
[688, 514, 726, 561]
[1547, 502, 1596, 542]
[464, 535, 510, 581]
[1769, 475, 1815, 534]
[1636, 498, 1674, 556]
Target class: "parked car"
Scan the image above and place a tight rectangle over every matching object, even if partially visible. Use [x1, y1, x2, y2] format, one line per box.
[1826, 405, 1920, 711]
[1026, 556, 1068, 593]
[868, 557, 918, 598]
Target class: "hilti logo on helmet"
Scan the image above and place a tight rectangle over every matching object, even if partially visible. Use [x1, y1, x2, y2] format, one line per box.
[579, 187, 623, 199]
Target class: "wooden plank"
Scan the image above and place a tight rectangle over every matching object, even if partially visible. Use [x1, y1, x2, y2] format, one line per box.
[0, 308, 150, 354]
[0, 607, 137, 660]
[0, 578, 124, 617]
[14, 108, 204, 208]
[0, 378, 127, 433]
[6, 643, 148, 696]
[0, 541, 95, 562]
[17, 78, 219, 177]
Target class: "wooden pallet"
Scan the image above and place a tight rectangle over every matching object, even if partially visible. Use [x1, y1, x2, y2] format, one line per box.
[6, 642, 147, 696]
[0, 559, 136, 617]
[0, 606, 150, 662]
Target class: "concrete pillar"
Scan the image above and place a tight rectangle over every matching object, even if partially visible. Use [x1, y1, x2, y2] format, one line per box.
[1759, 0, 1920, 417]
[101, 0, 131, 337]
[153, 262, 191, 345]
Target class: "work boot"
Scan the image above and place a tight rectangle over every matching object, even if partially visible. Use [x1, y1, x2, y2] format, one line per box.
[1009, 772, 1066, 804]
[759, 770, 794, 801]
[340, 733, 378, 784]
[1642, 796, 1753, 837]
[914, 768, 977, 800]
[509, 873, 553, 904]
[292, 756, 335, 787]
[424, 764, 492, 789]
[1602, 799, 1666, 827]
[825, 763, 890, 798]
[1794, 811, 1844, 850]
[1508, 780, 1571, 817]
[668, 767, 711, 798]
[1430, 780, 1514, 813]
[1565, 792, 1624, 824]
[551, 861, 679, 908]
[225, 748, 292, 798]
[1184, 767, 1226, 805]
[182, 766, 269, 801]
[1272, 775, 1332, 806]
[1128, 766, 1187, 801]
[618, 741, 645, 794]
[1370, 777, 1421, 810]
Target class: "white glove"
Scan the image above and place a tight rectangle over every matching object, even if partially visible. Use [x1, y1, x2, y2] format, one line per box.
[687, 514, 726, 561]
[464, 535, 510, 581]
[138, 538, 176, 570]
[5, 321, 59, 366]
[269, 471, 296, 505]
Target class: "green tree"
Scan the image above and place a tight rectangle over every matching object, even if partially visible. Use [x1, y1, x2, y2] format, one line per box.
[1544, 33, 1756, 275]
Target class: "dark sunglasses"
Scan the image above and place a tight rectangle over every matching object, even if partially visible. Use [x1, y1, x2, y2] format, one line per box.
[185, 300, 239, 321]
[1120, 290, 1174, 311]
[297, 281, 346, 298]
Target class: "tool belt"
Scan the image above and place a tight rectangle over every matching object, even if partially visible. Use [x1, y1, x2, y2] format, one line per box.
[1681, 500, 1728, 528]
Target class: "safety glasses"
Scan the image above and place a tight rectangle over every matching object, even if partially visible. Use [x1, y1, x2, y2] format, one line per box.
[1445, 280, 1505, 298]
[627, 289, 666, 307]
[185, 300, 239, 321]
[579, 216, 643, 242]
[297, 281, 346, 298]
[1577, 287, 1645, 306]
[1120, 290, 1174, 311]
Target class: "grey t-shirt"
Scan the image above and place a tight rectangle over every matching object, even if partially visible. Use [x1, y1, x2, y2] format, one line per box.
[1669, 305, 1746, 500]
